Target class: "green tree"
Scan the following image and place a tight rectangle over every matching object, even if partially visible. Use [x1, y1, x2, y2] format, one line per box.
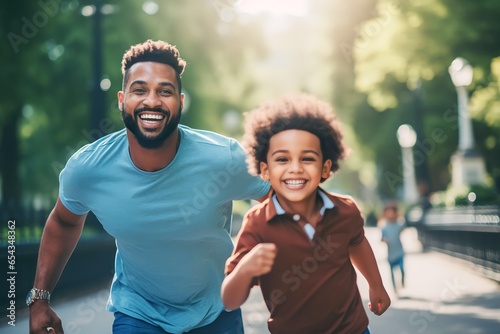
[350, 0, 500, 197]
[1, 0, 270, 207]
[470, 57, 500, 190]
[0, 0, 69, 207]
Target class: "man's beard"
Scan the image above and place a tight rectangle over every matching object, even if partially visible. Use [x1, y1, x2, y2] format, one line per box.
[121, 104, 182, 149]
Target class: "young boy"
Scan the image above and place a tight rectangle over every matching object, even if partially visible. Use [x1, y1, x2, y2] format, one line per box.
[221, 94, 390, 334]
[380, 201, 406, 294]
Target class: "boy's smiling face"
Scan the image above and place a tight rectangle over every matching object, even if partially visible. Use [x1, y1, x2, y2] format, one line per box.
[260, 129, 332, 207]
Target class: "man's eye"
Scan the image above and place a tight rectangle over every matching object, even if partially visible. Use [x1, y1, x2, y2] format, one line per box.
[133, 88, 146, 93]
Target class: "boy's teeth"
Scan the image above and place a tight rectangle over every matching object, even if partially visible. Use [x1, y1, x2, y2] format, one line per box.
[286, 180, 305, 185]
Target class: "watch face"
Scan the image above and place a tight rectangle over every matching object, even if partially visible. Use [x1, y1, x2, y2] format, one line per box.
[26, 290, 34, 305]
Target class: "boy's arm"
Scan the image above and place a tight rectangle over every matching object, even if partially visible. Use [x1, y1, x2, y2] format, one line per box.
[221, 243, 277, 310]
[349, 236, 391, 316]
[380, 229, 387, 243]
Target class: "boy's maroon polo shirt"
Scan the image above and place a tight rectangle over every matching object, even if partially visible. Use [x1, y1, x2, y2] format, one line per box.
[226, 190, 369, 334]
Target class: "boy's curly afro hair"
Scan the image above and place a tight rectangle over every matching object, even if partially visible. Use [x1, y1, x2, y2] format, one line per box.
[242, 93, 348, 181]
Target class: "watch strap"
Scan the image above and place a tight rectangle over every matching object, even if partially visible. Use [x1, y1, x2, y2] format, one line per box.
[27, 288, 51, 307]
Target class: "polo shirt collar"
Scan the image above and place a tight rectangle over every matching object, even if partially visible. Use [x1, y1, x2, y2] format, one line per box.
[269, 188, 335, 220]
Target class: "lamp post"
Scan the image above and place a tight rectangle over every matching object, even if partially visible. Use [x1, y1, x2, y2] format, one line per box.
[82, 1, 158, 140]
[448, 57, 486, 186]
[91, 0, 104, 138]
[82, 0, 112, 140]
[397, 124, 419, 204]
[449, 57, 475, 151]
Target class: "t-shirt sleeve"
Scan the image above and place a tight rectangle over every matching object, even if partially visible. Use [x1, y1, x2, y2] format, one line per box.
[225, 213, 261, 286]
[59, 151, 90, 215]
[226, 139, 270, 200]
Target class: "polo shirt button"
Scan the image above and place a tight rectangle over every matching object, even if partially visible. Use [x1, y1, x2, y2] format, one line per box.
[293, 214, 300, 221]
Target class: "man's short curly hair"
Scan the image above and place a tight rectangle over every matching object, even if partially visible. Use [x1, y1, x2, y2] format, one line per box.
[121, 39, 186, 92]
[242, 94, 348, 181]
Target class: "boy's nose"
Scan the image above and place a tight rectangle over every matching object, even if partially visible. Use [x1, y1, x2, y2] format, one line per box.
[289, 161, 303, 173]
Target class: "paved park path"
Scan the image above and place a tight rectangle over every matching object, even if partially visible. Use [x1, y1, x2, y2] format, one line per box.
[3, 227, 499, 333]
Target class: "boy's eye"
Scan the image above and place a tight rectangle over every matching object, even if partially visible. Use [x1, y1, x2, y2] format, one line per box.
[303, 156, 315, 162]
[275, 157, 288, 162]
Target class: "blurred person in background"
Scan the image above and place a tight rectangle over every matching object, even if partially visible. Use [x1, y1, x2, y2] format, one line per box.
[380, 200, 407, 295]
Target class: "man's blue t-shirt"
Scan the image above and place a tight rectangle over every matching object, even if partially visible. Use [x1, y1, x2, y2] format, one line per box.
[59, 125, 270, 332]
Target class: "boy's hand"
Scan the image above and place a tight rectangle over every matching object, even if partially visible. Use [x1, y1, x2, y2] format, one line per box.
[368, 286, 391, 316]
[239, 243, 277, 277]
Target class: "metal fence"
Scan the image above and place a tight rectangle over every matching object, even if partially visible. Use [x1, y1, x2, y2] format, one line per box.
[413, 205, 500, 281]
[1, 201, 114, 316]
[1, 201, 105, 246]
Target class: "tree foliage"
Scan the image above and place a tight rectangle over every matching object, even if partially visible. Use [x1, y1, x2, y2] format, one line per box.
[0, 0, 268, 205]
[1, 0, 499, 210]
[351, 0, 500, 197]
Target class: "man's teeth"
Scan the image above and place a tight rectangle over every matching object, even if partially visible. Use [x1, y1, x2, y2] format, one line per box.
[140, 114, 164, 120]
[286, 180, 305, 185]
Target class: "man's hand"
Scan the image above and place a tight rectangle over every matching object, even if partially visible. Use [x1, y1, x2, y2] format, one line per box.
[29, 301, 63, 334]
[367, 286, 391, 316]
[239, 243, 277, 277]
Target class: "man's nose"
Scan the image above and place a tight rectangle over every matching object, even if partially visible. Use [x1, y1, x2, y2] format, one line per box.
[143, 92, 161, 108]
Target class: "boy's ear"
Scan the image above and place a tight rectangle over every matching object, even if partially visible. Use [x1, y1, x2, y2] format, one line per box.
[260, 162, 270, 181]
[322, 159, 333, 180]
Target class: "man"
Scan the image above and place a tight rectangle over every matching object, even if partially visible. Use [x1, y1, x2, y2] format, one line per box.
[28, 40, 270, 334]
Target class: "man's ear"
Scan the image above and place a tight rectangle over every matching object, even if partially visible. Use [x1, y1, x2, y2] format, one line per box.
[180, 93, 185, 111]
[260, 162, 270, 181]
[117, 91, 124, 111]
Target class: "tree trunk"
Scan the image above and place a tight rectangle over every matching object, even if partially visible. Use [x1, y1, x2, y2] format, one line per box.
[0, 107, 22, 211]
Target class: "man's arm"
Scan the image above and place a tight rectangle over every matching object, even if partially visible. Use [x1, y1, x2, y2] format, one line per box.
[349, 236, 391, 316]
[221, 243, 276, 310]
[255, 187, 272, 203]
[29, 197, 87, 333]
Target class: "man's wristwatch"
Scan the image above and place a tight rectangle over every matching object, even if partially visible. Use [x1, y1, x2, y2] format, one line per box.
[26, 288, 51, 307]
